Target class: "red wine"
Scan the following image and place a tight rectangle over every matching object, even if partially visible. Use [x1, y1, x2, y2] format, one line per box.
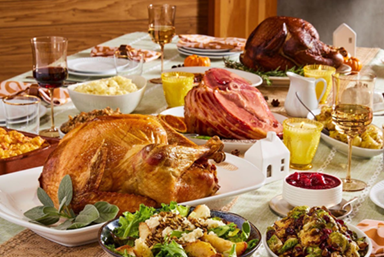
[33, 66, 68, 88]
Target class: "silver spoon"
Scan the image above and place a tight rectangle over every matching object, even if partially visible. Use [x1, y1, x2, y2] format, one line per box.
[329, 197, 358, 217]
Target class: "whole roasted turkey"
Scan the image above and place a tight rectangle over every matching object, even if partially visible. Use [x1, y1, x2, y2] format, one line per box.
[184, 68, 283, 139]
[240, 16, 344, 71]
[39, 114, 225, 214]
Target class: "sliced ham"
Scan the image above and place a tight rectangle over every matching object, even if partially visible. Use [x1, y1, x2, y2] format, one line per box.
[184, 68, 283, 140]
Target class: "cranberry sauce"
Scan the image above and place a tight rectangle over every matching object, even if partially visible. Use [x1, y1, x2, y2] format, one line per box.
[286, 172, 341, 189]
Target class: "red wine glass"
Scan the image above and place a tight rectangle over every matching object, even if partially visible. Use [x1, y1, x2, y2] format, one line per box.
[31, 36, 68, 137]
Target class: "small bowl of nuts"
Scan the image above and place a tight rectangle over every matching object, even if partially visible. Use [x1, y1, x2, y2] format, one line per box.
[68, 75, 146, 113]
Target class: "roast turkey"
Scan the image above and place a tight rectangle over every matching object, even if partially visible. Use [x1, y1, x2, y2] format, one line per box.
[184, 68, 283, 140]
[240, 16, 344, 71]
[39, 114, 225, 214]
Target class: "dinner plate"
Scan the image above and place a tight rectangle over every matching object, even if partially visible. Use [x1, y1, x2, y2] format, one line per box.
[0, 104, 47, 126]
[178, 46, 242, 56]
[163, 66, 263, 87]
[68, 57, 139, 77]
[0, 154, 265, 246]
[181, 46, 234, 53]
[160, 106, 286, 153]
[177, 47, 241, 59]
[308, 109, 384, 158]
[369, 180, 384, 209]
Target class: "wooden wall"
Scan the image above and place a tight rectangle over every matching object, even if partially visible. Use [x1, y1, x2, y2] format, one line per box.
[0, 0, 209, 81]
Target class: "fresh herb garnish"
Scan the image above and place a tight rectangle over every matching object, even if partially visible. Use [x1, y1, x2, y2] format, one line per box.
[224, 58, 304, 86]
[193, 135, 212, 140]
[24, 175, 119, 229]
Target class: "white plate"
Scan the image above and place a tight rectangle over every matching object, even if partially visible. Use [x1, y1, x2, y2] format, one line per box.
[0, 167, 103, 246]
[0, 155, 265, 245]
[181, 46, 234, 53]
[68, 57, 139, 77]
[163, 67, 263, 87]
[0, 104, 47, 126]
[370, 180, 384, 209]
[160, 106, 286, 153]
[308, 110, 384, 158]
[177, 47, 241, 59]
[178, 46, 242, 56]
[180, 153, 265, 209]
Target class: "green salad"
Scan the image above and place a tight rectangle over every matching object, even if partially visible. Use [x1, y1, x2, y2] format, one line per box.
[103, 202, 259, 257]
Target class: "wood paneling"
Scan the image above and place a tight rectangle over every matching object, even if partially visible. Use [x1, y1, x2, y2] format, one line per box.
[0, 0, 209, 81]
[208, 0, 277, 38]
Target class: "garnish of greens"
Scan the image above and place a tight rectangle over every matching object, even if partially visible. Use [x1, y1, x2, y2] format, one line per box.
[24, 175, 119, 230]
[106, 201, 259, 257]
[224, 58, 304, 86]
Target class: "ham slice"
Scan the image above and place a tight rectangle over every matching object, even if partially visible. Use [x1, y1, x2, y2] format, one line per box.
[184, 68, 283, 140]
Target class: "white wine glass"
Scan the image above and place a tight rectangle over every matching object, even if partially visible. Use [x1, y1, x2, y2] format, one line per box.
[148, 4, 176, 73]
[331, 72, 376, 192]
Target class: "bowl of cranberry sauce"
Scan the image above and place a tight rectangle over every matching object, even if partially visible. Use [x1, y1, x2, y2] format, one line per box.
[283, 172, 342, 208]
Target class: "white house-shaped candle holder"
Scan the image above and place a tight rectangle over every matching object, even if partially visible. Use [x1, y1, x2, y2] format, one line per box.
[244, 131, 290, 184]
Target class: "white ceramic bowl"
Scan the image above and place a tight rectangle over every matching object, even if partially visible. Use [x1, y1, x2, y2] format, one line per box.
[282, 172, 342, 208]
[67, 75, 146, 113]
[263, 223, 372, 257]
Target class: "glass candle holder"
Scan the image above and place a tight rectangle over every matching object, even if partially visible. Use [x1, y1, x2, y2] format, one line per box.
[303, 64, 336, 104]
[283, 118, 324, 170]
[161, 72, 194, 107]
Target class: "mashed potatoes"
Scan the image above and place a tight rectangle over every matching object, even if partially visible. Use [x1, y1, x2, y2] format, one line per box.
[74, 76, 138, 95]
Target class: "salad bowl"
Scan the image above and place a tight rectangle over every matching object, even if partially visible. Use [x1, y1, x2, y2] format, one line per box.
[99, 205, 262, 257]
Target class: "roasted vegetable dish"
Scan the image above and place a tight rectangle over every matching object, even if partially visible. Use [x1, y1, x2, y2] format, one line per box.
[266, 206, 369, 257]
[103, 202, 259, 257]
[316, 106, 384, 149]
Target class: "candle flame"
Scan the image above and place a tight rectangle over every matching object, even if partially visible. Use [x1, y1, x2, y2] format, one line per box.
[300, 122, 305, 128]
[318, 65, 322, 70]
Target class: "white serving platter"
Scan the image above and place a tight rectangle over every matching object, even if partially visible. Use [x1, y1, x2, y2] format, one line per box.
[163, 66, 263, 87]
[370, 180, 384, 209]
[0, 155, 265, 245]
[160, 106, 286, 153]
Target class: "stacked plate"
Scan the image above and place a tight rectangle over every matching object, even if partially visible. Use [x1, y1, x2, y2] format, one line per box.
[177, 46, 242, 59]
[0, 104, 47, 127]
[67, 57, 139, 77]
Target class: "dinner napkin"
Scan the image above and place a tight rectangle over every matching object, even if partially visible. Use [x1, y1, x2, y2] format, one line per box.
[357, 219, 384, 256]
[0, 81, 70, 106]
[90, 45, 161, 62]
[177, 34, 246, 51]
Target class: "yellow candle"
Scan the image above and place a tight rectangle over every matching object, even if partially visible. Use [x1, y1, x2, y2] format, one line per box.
[161, 72, 194, 107]
[303, 64, 336, 104]
[283, 118, 324, 170]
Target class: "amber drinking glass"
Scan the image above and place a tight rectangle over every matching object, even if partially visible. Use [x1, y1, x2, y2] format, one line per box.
[31, 36, 68, 138]
[332, 72, 376, 191]
[148, 4, 176, 73]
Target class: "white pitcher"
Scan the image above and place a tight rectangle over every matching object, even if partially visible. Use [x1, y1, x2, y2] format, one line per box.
[284, 72, 327, 118]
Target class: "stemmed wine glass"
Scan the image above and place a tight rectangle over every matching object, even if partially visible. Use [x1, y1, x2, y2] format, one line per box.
[30, 36, 68, 138]
[148, 4, 176, 72]
[331, 72, 376, 192]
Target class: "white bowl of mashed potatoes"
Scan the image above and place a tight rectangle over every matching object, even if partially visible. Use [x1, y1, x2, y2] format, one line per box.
[68, 75, 146, 113]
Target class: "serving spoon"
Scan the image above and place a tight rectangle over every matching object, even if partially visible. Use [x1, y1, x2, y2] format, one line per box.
[329, 197, 358, 217]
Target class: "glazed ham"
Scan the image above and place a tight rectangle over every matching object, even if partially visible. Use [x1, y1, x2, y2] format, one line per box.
[240, 16, 344, 71]
[184, 68, 283, 140]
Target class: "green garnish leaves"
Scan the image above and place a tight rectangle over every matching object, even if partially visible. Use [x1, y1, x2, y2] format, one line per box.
[223, 58, 304, 86]
[223, 244, 237, 257]
[23, 175, 119, 230]
[152, 240, 188, 257]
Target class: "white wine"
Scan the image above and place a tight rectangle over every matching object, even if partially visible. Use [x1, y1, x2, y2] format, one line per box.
[148, 25, 175, 45]
[332, 104, 373, 136]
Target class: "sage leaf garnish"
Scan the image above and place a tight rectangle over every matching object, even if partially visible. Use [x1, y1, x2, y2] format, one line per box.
[57, 175, 72, 206]
[93, 201, 120, 223]
[37, 187, 54, 207]
[23, 175, 119, 230]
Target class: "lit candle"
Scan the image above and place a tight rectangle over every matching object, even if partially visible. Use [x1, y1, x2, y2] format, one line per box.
[161, 72, 194, 107]
[303, 64, 336, 104]
[283, 118, 324, 170]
